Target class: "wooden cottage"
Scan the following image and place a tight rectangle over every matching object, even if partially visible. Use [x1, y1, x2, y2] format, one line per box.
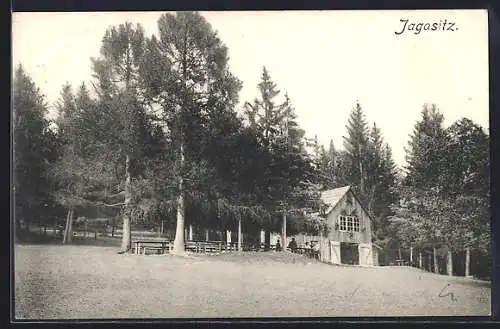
[318, 186, 381, 266]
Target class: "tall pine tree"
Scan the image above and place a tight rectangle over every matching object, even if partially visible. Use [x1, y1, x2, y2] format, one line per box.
[404, 104, 449, 191]
[13, 65, 55, 232]
[91, 22, 148, 252]
[244, 67, 323, 248]
[342, 102, 370, 199]
[140, 12, 243, 253]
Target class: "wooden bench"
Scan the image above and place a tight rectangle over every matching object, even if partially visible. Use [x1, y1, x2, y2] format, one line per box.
[72, 231, 98, 240]
[242, 244, 262, 252]
[198, 241, 222, 253]
[395, 259, 408, 266]
[287, 247, 310, 254]
[185, 240, 237, 253]
[134, 240, 243, 255]
[133, 240, 173, 255]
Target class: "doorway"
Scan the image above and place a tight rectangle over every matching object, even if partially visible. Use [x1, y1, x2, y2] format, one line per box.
[341, 242, 359, 265]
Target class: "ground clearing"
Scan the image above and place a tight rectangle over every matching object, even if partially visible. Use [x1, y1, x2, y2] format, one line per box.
[14, 244, 491, 319]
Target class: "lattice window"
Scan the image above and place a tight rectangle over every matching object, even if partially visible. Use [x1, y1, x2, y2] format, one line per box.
[353, 217, 360, 232]
[338, 215, 360, 232]
[339, 215, 347, 231]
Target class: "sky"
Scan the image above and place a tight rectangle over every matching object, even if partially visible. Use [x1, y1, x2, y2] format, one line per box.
[12, 10, 489, 167]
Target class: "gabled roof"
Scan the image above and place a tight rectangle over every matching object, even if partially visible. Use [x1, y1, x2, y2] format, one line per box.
[320, 186, 351, 214]
[320, 185, 375, 222]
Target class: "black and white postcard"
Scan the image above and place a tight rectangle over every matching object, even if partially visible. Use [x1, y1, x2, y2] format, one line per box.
[12, 10, 491, 319]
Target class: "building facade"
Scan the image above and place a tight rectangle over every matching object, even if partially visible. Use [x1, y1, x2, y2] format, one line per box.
[286, 186, 381, 266]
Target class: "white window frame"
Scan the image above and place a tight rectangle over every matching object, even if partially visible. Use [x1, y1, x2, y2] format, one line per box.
[338, 215, 360, 232]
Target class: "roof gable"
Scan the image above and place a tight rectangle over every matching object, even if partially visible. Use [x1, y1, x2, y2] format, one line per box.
[320, 186, 351, 214]
[321, 185, 374, 222]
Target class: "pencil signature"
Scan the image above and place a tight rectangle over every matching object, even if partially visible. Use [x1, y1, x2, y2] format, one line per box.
[345, 285, 361, 298]
[438, 283, 456, 301]
[350, 286, 360, 297]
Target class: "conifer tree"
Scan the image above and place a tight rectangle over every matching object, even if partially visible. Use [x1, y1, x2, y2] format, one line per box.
[90, 22, 148, 252]
[140, 12, 243, 253]
[13, 65, 55, 232]
[404, 104, 449, 191]
[342, 101, 372, 205]
[244, 67, 323, 247]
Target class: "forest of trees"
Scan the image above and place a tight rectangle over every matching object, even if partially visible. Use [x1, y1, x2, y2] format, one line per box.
[13, 12, 490, 276]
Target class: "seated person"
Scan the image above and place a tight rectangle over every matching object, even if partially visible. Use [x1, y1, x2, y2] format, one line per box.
[311, 242, 320, 259]
[275, 239, 282, 251]
[287, 237, 298, 252]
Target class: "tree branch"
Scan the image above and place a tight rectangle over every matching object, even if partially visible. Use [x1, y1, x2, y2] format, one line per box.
[95, 201, 126, 208]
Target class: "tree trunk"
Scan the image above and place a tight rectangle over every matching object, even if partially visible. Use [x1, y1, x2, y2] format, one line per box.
[172, 139, 186, 254]
[319, 229, 324, 262]
[282, 211, 287, 252]
[161, 220, 164, 236]
[446, 249, 453, 276]
[358, 145, 364, 195]
[62, 209, 70, 243]
[205, 229, 209, 242]
[433, 247, 439, 274]
[367, 185, 376, 216]
[410, 246, 413, 266]
[465, 247, 471, 277]
[67, 208, 74, 242]
[398, 247, 402, 260]
[419, 251, 423, 268]
[62, 207, 74, 244]
[120, 154, 132, 253]
[260, 229, 265, 250]
[265, 230, 271, 251]
[226, 230, 232, 250]
[188, 224, 194, 241]
[111, 216, 116, 237]
[237, 219, 242, 252]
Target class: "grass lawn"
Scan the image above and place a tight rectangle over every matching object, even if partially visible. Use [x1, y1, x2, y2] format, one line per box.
[14, 244, 491, 319]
